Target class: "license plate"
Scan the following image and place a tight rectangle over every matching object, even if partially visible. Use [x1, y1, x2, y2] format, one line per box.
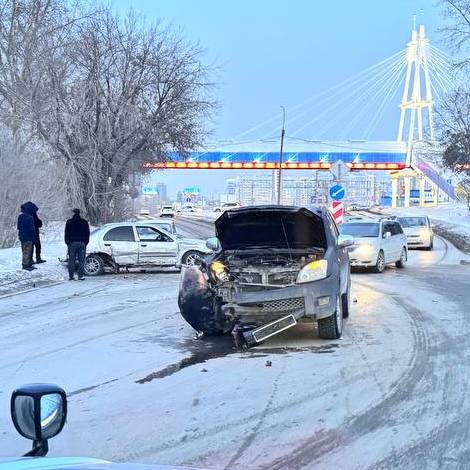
[251, 314, 297, 343]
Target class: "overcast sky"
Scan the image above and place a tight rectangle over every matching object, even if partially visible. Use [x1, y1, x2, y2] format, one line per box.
[112, 0, 449, 198]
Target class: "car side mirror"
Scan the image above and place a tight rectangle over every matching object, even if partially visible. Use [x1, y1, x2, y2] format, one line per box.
[206, 237, 221, 252]
[338, 234, 354, 248]
[383, 231, 391, 239]
[11, 383, 67, 457]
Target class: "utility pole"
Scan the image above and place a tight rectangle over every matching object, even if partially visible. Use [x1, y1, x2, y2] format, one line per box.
[277, 105, 286, 205]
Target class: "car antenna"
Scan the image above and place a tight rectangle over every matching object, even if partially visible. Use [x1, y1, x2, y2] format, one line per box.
[280, 217, 293, 260]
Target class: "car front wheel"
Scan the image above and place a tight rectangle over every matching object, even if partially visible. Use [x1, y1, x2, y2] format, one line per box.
[181, 250, 204, 267]
[318, 295, 343, 340]
[342, 280, 351, 319]
[373, 250, 385, 273]
[84, 254, 105, 276]
[395, 247, 407, 268]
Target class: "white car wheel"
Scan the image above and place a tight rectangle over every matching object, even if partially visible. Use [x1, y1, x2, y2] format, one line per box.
[182, 251, 203, 266]
[84, 254, 104, 276]
[396, 247, 407, 268]
[373, 250, 385, 273]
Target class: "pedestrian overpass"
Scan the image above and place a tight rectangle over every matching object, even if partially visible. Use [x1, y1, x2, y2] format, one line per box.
[144, 25, 458, 208]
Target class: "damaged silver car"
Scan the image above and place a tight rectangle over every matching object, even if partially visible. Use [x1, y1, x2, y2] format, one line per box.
[178, 206, 354, 346]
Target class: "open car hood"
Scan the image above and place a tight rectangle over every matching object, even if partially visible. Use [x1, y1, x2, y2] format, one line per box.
[214, 206, 326, 251]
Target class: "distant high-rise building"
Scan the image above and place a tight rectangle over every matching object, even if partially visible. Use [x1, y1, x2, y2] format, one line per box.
[225, 178, 237, 195]
[155, 183, 167, 202]
[224, 171, 381, 207]
[238, 175, 272, 205]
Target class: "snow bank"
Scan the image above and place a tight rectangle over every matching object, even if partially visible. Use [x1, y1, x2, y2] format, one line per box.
[0, 221, 68, 295]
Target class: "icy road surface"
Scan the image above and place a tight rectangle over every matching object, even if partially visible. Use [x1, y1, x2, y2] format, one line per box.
[0, 230, 469, 469]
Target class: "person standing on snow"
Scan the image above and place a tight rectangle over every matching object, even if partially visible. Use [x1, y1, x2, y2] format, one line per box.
[64, 208, 90, 281]
[29, 202, 46, 264]
[17, 203, 36, 271]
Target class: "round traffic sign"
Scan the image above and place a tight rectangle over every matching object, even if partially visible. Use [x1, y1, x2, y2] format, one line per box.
[329, 184, 345, 201]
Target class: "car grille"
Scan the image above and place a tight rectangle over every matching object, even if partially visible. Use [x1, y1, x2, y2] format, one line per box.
[254, 297, 305, 313]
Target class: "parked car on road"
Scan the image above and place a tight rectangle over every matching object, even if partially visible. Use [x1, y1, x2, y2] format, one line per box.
[396, 215, 433, 250]
[213, 202, 240, 212]
[139, 208, 150, 216]
[340, 218, 408, 272]
[84, 221, 212, 276]
[160, 205, 175, 217]
[178, 205, 353, 345]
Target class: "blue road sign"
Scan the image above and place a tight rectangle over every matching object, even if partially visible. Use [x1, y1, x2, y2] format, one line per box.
[329, 184, 345, 201]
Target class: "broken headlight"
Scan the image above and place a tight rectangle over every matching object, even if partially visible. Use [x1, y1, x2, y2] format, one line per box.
[296, 260, 328, 284]
[210, 261, 229, 282]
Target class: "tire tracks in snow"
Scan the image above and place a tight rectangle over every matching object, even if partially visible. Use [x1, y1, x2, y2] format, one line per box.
[223, 363, 286, 470]
[258, 295, 431, 470]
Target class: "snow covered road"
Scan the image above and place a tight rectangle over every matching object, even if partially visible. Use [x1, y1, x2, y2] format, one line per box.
[0, 222, 469, 469]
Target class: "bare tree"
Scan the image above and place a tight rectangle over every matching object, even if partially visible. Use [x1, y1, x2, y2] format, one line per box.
[435, 87, 470, 174]
[0, 127, 64, 247]
[440, 0, 470, 68]
[0, 0, 216, 225]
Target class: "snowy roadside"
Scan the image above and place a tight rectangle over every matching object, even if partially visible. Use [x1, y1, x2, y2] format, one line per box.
[0, 222, 68, 296]
[375, 203, 470, 254]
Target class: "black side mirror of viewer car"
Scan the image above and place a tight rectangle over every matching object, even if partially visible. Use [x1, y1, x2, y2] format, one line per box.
[11, 383, 67, 457]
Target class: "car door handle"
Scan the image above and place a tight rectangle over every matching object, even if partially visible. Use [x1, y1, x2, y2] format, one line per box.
[104, 243, 111, 247]
[140, 244, 147, 247]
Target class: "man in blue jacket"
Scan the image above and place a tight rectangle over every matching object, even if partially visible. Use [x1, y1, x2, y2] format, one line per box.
[17, 204, 36, 271]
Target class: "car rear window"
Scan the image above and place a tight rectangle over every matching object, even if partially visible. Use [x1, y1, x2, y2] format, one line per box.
[340, 223, 379, 237]
[103, 226, 135, 242]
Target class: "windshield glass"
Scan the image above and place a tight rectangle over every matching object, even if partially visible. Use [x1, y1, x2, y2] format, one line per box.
[340, 223, 380, 237]
[397, 217, 428, 227]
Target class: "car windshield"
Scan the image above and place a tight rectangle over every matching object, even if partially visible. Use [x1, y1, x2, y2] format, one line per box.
[162, 206, 172, 210]
[340, 223, 380, 237]
[397, 217, 428, 227]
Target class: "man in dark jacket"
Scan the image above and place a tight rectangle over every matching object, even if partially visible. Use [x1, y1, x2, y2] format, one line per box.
[17, 204, 36, 271]
[29, 202, 46, 263]
[65, 208, 90, 280]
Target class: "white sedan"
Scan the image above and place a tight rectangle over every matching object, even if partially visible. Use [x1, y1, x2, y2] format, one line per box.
[84, 221, 212, 276]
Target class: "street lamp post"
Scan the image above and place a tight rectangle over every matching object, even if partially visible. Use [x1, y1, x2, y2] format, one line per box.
[277, 106, 286, 205]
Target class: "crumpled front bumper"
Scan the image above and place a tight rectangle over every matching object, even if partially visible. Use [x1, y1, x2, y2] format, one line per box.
[222, 275, 339, 324]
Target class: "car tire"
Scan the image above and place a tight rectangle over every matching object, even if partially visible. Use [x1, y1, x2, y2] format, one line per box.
[342, 280, 351, 319]
[318, 295, 343, 340]
[395, 247, 407, 268]
[84, 254, 105, 276]
[373, 250, 385, 273]
[181, 250, 204, 267]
